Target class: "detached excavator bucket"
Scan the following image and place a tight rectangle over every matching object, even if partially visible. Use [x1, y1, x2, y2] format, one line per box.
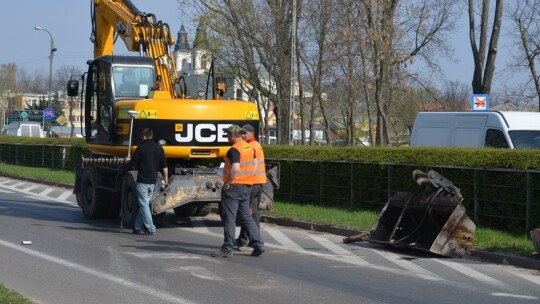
[368, 170, 476, 257]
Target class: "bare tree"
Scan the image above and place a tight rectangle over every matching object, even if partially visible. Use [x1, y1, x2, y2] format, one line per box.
[506, 0, 540, 110]
[441, 80, 471, 110]
[191, 0, 299, 144]
[469, 0, 504, 94]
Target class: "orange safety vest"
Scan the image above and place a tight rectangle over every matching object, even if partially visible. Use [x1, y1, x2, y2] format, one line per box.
[223, 140, 255, 185]
[247, 139, 267, 185]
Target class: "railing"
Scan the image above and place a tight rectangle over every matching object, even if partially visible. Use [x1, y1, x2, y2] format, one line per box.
[270, 159, 540, 231]
[0, 143, 79, 170]
[0, 144, 538, 231]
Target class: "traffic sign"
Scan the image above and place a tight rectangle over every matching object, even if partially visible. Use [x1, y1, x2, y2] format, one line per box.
[56, 115, 66, 126]
[44, 108, 55, 120]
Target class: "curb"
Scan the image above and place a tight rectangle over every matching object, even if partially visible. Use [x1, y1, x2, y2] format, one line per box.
[3, 173, 540, 271]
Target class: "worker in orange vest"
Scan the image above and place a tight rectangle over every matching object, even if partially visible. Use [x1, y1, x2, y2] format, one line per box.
[211, 125, 265, 257]
[235, 124, 267, 250]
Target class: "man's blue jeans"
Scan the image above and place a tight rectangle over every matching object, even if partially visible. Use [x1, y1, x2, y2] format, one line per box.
[220, 184, 264, 253]
[134, 182, 156, 233]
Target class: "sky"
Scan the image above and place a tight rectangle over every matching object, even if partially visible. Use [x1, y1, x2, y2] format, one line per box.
[0, 0, 194, 77]
[0, 1, 517, 93]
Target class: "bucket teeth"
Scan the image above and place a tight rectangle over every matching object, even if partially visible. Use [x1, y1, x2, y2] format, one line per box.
[82, 156, 128, 167]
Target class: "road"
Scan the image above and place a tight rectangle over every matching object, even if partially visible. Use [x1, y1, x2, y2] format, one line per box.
[0, 176, 539, 304]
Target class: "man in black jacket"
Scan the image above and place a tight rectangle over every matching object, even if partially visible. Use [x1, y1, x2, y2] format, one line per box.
[128, 128, 168, 235]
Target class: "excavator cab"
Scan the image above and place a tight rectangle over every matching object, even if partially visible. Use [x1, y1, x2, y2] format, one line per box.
[367, 169, 476, 257]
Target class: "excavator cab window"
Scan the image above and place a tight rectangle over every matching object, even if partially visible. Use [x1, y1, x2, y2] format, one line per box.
[85, 60, 114, 141]
[113, 66, 154, 99]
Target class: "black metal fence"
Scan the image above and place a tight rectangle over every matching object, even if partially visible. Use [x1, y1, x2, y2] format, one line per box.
[0, 143, 80, 170]
[1, 144, 538, 231]
[270, 158, 540, 231]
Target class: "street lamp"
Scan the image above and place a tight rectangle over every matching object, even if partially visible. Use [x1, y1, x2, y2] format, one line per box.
[34, 26, 57, 93]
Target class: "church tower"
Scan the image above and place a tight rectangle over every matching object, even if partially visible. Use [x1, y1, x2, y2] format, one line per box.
[191, 25, 211, 75]
[173, 25, 191, 75]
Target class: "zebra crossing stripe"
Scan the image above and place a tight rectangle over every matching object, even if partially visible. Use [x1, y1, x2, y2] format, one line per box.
[38, 188, 54, 196]
[510, 271, 540, 286]
[189, 217, 212, 234]
[9, 182, 25, 188]
[372, 250, 443, 281]
[434, 259, 511, 289]
[56, 190, 72, 201]
[22, 185, 38, 192]
[309, 234, 369, 266]
[265, 227, 304, 251]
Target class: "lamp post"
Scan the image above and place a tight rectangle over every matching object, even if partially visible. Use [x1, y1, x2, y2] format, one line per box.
[33, 26, 57, 93]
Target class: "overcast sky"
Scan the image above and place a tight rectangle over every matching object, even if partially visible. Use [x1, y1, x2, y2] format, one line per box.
[0, 1, 517, 92]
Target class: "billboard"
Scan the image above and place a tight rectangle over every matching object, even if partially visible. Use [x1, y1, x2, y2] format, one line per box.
[3, 109, 44, 126]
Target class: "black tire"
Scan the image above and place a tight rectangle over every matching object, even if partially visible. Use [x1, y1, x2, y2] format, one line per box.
[152, 212, 168, 227]
[79, 168, 109, 219]
[173, 206, 198, 217]
[105, 192, 122, 219]
[193, 204, 211, 217]
[121, 171, 139, 228]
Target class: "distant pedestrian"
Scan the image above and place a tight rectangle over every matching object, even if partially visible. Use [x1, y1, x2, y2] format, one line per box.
[235, 124, 267, 250]
[128, 128, 168, 235]
[211, 125, 265, 257]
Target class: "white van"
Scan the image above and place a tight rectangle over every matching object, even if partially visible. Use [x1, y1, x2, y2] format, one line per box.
[410, 111, 540, 149]
[5, 121, 45, 138]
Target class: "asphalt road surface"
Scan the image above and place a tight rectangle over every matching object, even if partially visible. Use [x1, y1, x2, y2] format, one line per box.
[0, 177, 539, 304]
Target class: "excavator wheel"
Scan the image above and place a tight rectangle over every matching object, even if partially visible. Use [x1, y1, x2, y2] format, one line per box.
[194, 204, 212, 217]
[152, 212, 168, 227]
[121, 171, 139, 228]
[79, 167, 109, 219]
[173, 206, 198, 218]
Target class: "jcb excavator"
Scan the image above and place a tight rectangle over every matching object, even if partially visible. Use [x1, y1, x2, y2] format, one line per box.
[69, 0, 278, 227]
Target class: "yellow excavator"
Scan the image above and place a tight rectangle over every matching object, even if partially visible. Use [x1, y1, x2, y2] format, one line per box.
[69, 0, 277, 227]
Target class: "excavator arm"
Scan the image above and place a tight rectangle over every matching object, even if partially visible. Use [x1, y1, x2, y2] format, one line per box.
[91, 0, 178, 98]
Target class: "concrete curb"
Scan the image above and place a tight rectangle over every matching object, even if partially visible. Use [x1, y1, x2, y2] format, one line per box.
[3, 173, 540, 271]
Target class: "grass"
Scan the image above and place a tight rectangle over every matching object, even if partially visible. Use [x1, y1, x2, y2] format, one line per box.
[0, 284, 33, 304]
[0, 163, 75, 184]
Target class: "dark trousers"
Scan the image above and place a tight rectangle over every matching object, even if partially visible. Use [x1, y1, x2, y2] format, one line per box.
[237, 183, 263, 246]
[220, 184, 264, 253]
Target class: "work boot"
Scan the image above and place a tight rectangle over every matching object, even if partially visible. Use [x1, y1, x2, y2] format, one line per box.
[251, 247, 265, 257]
[211, 249, 233, 258]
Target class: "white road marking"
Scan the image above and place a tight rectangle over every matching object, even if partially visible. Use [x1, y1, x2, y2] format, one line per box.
[372, 250, 443, 281]
[434, 259, 511, 289]
[491, 292, 538, 300]
[189, 217, 211, 234]
[510, 271, 540, 286]
[311, 234, 373, 267]
[0, 180, 13, 185]
[25, 195, 49, 201]
[56, 190, 72, 201]
[0, 181, 76, 205]
[0, 239, 198, 304]
[265, 227, 304, 251]
[38, 188, 54, 196]
[10, 182, 25, 188]
[170, 266, 224, 281]
[0, 189, 14, 193]
[124, 251, 219, 264]
[22, 185, 38, 192]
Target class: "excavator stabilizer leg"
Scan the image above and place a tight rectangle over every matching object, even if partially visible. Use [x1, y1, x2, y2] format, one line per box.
[368, 170, 476, 257]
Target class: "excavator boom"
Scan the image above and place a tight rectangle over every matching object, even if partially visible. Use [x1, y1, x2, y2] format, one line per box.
[92, 0, 178, 98]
